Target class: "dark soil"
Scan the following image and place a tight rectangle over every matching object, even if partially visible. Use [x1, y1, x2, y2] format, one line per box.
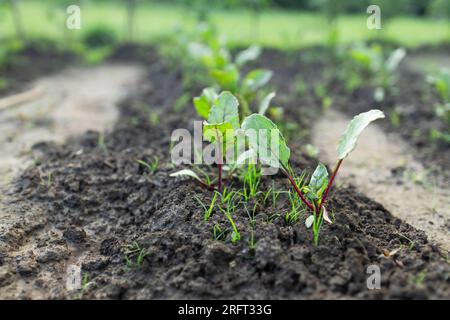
[0, 42, 153, 97]
[0, 40, 78, 96]
[0, 48, 449, 299]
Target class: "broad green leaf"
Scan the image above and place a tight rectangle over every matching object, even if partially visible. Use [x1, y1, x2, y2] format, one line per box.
[203, 122, 236, 160]
[170, 169, 202, 182]
[337, 109, 385, 160]
[258, 92, 276, 115]
[207, 92, 240, 129]
[243, 69, 273, 93]
[235, 45, 261, 67]
[305, 215, 315, 228]
[210, 65, 239, 91]
[203, 122, 234, 143]
[309, 163, 329, 198]
[193, 87, 218, 119]
[242, 114, 290, 169]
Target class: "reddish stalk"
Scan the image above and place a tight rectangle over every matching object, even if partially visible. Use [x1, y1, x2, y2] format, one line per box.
[318, 159, 343, 210]
[198, 180, 216, 191]
[217, 163, 222, 192]
[283, 169, 314, 211]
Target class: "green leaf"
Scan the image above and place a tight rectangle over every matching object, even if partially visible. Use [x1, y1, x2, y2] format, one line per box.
[241, 114, 290, 169]
[243, 69, 272, 93]
[309, 163, 328, 198]
[210, 65, 239, 91]
[337, 109, 385, 160]
[203, 122, 234, 143]
[235, 45, 261, 67]
[207, 92, 240, 129]
[258, 92, 276, 115]
[193, 87, 218, 119]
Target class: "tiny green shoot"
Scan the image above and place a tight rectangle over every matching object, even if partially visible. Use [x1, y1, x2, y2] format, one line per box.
[137, 157, 159, 174]
[194, 192, 218, 221]
[124, 241, 148, 269]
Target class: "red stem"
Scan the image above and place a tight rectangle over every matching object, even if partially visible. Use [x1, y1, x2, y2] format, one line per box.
[318, 159, 343, 210]
[198, 180, 216, 191]
[217, 163, 222, 192]
[283, 169, 314, 211]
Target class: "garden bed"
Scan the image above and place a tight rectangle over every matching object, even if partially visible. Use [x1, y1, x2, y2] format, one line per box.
[0, 48, 449, 299]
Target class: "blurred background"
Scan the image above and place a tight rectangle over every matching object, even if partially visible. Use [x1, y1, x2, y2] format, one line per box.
[0, 0, 449, 51]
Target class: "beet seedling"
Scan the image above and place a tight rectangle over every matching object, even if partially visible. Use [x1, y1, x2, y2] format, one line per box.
[171, 91, 240, 191]
[342, 44, 406, 101]
[427, 69, 450, 142]
[242, 110, 385, 244]
[188, 27, 275, 118]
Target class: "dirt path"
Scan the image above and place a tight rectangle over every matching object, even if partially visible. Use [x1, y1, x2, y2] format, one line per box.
[0, 64, 144, 189]
[312, 110, 450, 252]
[0, 64, 144, 298]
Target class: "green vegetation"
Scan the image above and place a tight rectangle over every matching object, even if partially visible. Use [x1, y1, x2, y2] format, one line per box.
[1, 1, 449, 50]
[124, 241, 148, 268]
[339, 43, 406, 101]
[243, 110, 385, 244]
[137, 157, 159, 174]
[428, 70, 450, 142]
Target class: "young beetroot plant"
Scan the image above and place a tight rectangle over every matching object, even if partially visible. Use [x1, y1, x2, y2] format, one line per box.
[242, 109, 385, 244]
[171, 91, 241, 192]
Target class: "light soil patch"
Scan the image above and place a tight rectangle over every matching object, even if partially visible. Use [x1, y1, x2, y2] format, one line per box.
[0, 64, 144, 188]
[406, 53, 450, 74]
[0, 64, 144, 298]
[312, 110, 450, 252]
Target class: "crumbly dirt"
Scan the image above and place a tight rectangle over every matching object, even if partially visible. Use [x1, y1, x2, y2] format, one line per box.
[0, 49, 449, 299]
[313, 109, 450, 252]
[0, 41, 77, 96]
[0, 64, 145, 188]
